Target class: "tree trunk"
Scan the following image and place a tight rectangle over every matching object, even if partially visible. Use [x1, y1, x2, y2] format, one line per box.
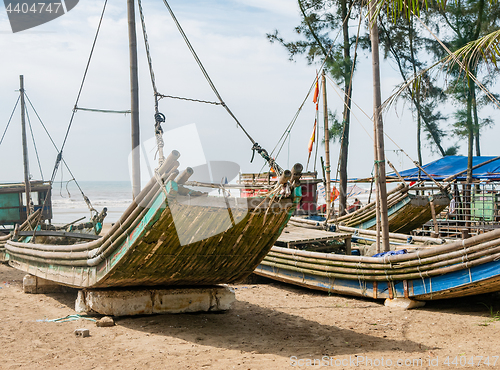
[379, 21, 446, 157]
[471, 81, 481, 156]
[466, 84, 474, 183]
[338, 0, 351, 217]
[409, 19, 422, 165]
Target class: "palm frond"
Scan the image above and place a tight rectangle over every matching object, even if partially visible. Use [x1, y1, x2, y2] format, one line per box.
[443, 30, 500, 72]
[383, 30, 500, 112]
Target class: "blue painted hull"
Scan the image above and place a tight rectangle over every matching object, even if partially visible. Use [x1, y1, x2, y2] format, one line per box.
[255, 248, 500, 301]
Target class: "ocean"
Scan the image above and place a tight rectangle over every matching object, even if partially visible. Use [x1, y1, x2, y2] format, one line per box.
[51, 181, 132, 224]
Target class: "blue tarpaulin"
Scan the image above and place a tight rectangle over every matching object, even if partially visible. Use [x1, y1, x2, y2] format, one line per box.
[388, 156, 500, 181]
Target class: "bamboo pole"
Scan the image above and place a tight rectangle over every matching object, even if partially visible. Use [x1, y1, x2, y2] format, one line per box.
[322, 70, 332, 220]
[128, 0, 141, 199]
[369, 3, 390, 252]
[19, 76, 32, 217]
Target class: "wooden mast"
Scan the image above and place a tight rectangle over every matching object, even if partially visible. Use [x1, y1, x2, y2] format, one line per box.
[127, 0, 141, 199]
[19, 75, 32, 217]
[369, 4, 390, 252]
[322, 70, 332, 220]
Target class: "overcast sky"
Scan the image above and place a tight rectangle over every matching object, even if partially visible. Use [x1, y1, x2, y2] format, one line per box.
[1, 0, 498, 185]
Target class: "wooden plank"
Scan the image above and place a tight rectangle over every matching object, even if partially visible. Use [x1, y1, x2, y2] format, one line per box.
[277, 225, 351, 245]
[18, 230, 101, 240]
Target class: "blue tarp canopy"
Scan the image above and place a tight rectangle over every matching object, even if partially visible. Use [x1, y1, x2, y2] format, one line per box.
[388, 156, 500, 181]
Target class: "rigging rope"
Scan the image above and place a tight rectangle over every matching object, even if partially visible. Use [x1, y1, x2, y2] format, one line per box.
[74, 107, 131, 114]
[156, 94, 222, 106]
[159, 0, 283, 174]
[52, 0, 108, 188]
[42, 0, 109, 222]
[137, 0, 166, 165]
[0, 96, 20, 147]
[25, 108, 44, 181]
[266, 0, 357, 169]
[334, 5, 363, 190]
[25, 93, 93, 210]
[413, 11, 500, 111]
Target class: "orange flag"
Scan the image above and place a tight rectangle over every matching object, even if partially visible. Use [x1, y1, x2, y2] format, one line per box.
[331, 186, 340, 202]
[308, 119, 316, 154]
[313, 79, 319, 104]
[306, 119, 317, 169]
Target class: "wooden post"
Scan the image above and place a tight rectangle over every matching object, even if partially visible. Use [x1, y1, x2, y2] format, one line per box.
[429, 199, 439, 238]
[369, 4, 390, 252]
[322, 70, 332, 220]
[345, 236, 351, 256]
[128, 0, 141, 199]
[19, 75, 32, 216]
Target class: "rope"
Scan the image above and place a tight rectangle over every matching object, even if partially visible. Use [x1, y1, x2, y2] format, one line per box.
[136, 0, 168, 166]
[137, 0, 158, 104]
[24, 93, 95, 214]
[41, 0, 109, 225]
[325, 75, 373, 140]
[0, 96, 20, 147]
[74, 107, 131, 114]
[324, 73, 443, 188]
[55, 0, 108, 180]
[156, 94, 222, 106]
[160, 0, 282, 172]
[37, 314, 97, 323]
[335, 5, 363, 194]
[413, 11, 500, 111]
[268, 0, 357, 167]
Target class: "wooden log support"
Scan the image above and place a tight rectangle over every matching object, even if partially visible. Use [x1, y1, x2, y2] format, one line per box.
[429, 198, 439, 238]
[345, 237, 351, 256]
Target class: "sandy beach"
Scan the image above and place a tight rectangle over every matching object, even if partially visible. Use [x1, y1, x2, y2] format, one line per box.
[1, 262, 500, 370]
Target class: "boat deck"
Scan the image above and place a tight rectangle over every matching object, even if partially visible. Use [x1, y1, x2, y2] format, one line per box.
[277, 226, 352, 253]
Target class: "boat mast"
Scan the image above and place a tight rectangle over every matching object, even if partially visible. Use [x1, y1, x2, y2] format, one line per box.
[322, 70, 332, 220]
[369, 4, 390, 252]
[127, 0, 141, 199]
[19, 75, 32, 216]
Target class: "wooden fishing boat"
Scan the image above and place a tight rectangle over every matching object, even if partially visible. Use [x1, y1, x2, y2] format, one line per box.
[5, 1, 302, 288]
[255, 227, 500, 300]
[252, 8, 500, 301]
[7, 152, 301, 288]
[334, 183, 450, 234]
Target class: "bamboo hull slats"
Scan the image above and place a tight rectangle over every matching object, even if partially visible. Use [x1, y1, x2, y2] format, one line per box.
[6, 157, 301, 288]
[0, 241, 6, 262]
[255, 227, 500, 300]
[336, 191, 450, 234]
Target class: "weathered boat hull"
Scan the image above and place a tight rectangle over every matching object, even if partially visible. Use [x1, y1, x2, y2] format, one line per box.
[0, 244, 5, 262]
[341, 192, 450, 234]
[6, 160, 301, 288]
[255, 228, 500, 301]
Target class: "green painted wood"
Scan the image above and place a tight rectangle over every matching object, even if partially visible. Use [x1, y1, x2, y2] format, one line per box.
[6, 183, 300, 288]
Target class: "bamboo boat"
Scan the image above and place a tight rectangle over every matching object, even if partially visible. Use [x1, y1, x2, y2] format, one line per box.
[334, 183, 450, 234]
[255, 227, 500, 300]
[6, 152, 301, 288]
[4, 2, 302, 288]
